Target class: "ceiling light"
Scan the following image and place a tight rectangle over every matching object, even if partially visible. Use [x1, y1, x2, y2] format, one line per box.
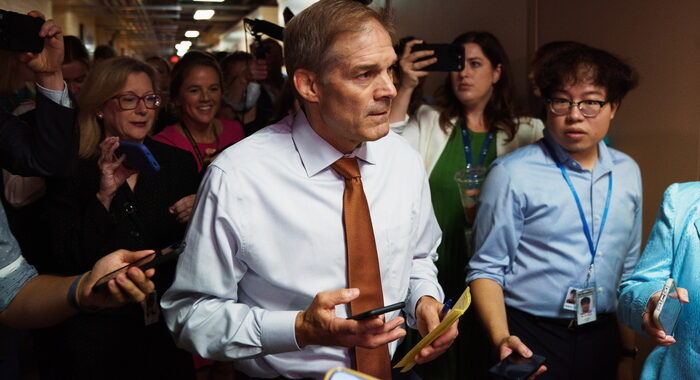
[185, 30, 200, 38]
[193, 10, 215, 20]
[193, 0, 224, 2]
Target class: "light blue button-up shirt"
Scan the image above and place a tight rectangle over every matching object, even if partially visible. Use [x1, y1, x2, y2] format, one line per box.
[466, 130, 642, 318]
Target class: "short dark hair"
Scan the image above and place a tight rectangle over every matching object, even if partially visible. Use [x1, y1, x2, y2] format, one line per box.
[535, 45, 638, 104]
[63, 35, 90, 68]
[581, 297, 591, 304]
[169, 51, 223, 101]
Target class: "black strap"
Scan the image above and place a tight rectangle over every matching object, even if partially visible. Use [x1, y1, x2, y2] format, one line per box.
[179, 121, 210, 169]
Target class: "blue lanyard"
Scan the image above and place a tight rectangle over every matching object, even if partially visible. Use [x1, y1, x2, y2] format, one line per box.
[543, 141, 613, 266]
[460, 121, 494, 167]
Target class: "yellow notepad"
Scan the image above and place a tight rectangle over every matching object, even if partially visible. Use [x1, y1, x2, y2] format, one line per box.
[393, 287, 471, 372]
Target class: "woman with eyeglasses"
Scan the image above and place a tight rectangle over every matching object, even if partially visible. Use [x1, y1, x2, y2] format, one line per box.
[389, 31, 544, 379]
[38, 57, 198, 379]
[153, 51, 245, 173]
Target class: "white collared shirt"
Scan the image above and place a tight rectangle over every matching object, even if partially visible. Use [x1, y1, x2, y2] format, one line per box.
[162, 111, 443, 379]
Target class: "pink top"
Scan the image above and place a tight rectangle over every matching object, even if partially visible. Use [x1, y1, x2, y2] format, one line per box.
[152, 119, 245, 172]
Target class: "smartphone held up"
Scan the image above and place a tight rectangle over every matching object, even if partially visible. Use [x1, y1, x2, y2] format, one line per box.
[410, 43, 464, 72]
[0, 10, 43, 53]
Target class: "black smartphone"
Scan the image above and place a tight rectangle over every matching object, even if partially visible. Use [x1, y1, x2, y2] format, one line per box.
[92, 242, 186, 293]
[411, 43, 464, 72]
[0, 10, 44, 53]
[115, 141, 161, 172]
[347, 301, 405, 320]
[489, 352, 546, 380]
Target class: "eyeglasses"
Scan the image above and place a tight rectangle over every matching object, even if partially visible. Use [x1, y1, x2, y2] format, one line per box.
[546, 98, 608, 118]
[110, 93, 161, 110]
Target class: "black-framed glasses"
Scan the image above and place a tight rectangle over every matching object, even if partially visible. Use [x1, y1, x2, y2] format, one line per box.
[546, 98, 608, 118]
[110, 93, 161, 110]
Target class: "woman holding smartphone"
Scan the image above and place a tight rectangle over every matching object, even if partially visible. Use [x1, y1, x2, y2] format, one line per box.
[390, 31, 544, 379]
[618, 182, 695, 379]
[153, 51, 245, 172]
[40, 56, 199, 380]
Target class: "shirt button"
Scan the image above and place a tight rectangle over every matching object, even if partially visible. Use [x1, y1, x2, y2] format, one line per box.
[130, 230, 141, 238]
[598, 251, 604, 256]
[124, 202, 136, 214]
[598, 287, 604, 293]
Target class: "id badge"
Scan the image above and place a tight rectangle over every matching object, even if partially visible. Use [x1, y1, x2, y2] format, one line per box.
[141, 290, 160, 326]
[562, 286, 578, 311]
[575, 287, 597, 325]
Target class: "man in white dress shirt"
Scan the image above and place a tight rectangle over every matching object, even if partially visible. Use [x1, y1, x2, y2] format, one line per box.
[161, 1, 458, 378]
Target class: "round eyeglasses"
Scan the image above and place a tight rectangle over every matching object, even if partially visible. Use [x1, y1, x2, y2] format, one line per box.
[110, 93, 161, 111]
[546, 98, 608, 118]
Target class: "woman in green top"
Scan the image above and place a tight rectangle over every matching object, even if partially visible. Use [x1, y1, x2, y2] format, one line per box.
[390, 31, 544, 379]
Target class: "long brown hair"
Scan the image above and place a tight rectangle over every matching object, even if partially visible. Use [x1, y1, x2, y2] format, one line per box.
[435, 31, 517, 140]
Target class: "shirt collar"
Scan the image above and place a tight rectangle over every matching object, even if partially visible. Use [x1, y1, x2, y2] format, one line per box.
[543, 129, 613, 175]
[291, 110, 377, 177]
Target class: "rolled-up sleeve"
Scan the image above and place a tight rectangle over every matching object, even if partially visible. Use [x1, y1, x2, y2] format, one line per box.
[161, 166, 300, 360]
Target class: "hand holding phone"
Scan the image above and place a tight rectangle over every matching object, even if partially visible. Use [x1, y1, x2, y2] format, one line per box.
[92, 242, 186, 293]
[115, 141, 161, 172]
[410, 43, 464, 72]
[347, 302, 405, 320]
[652, 278, 684, 336]
[489, 352, 546, 380]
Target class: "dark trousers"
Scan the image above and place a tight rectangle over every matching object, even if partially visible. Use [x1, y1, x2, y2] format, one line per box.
[506, 307, 621, 380]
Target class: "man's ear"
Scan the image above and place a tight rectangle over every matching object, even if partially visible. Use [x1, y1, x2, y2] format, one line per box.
[609, 102, 620, 120]
[293, 68, 321, 104]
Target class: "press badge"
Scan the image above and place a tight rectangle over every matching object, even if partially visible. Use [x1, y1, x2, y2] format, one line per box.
[575, 287, 596, 325]
[562, 286, 578, 311]
[142, 290, 160, 326]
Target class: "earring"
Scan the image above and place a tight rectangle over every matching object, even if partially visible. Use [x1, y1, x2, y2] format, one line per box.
[97, 113, 103, 119]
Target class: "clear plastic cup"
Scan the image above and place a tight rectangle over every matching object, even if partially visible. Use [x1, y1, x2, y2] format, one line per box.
[454, 166, 486, 224]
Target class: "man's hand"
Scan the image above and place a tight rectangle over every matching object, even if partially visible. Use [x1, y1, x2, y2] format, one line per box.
[18, 11, 64, 90]
[77, 249, 157, 310]
[295, 288, 405, 349]
[496, 335, 547, 379]
[169, 194, 196, 223]
[413, 296, 458, 363]
[642, 287, 689, 346]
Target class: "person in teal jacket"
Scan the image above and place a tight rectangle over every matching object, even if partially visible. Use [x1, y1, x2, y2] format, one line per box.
[618, 182, 696, 379]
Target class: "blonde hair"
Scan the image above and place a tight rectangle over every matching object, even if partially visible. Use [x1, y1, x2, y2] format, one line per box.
[284, 0, 393, 86]
[77, 57, 156, 158]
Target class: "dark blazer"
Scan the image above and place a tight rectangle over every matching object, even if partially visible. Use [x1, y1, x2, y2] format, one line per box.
[39, 138, 199, 380]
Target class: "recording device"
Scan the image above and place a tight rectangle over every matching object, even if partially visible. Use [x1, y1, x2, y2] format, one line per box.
[488, 352, 546, 380]
[0, 9, 44, 53]
[115, 141, 161, 172]
[347, 301, 405, 320]
[411, 43, 465, 72]
[653, 278, 683, 335]
[92, 242, 186, 293]
[243, 18, 284, 59]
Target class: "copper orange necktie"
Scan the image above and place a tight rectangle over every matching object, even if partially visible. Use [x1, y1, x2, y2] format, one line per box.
[331, 157, 391, 380]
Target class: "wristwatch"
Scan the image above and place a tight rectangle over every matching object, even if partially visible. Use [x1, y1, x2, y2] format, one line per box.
[620, 347, 638, 358]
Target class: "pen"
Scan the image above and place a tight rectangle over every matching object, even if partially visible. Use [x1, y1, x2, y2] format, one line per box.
[441, 298, 454, 317]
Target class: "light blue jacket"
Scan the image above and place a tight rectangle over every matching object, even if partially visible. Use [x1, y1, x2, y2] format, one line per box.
[618, 182, 700, 379]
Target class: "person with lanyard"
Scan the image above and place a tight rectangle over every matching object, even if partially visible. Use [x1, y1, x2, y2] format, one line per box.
[389, 31, 544, 379]
[153, 51, 245, 173]
[467, 44, 642, 379]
